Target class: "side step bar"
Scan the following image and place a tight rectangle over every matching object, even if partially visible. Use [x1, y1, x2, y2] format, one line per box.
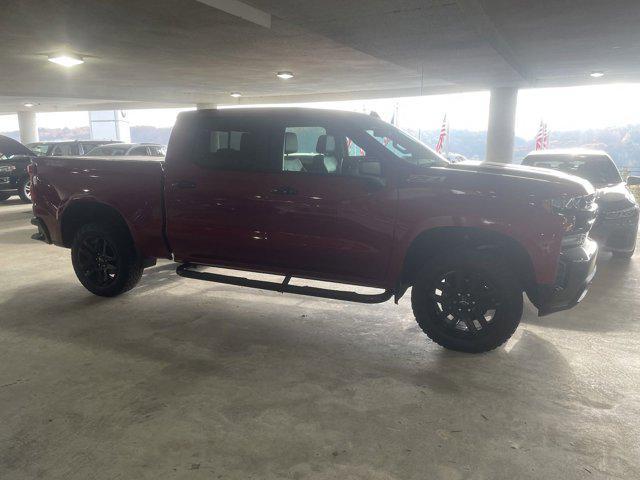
[176, 263, 393, 304]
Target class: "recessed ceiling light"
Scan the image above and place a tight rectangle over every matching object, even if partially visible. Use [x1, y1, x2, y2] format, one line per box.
[23, 102, 37, 108]
[590, 71, 605, 78]
[230, 92, 242, 98]
[48, 53, 84, 67]
[276, 71, 294, 80]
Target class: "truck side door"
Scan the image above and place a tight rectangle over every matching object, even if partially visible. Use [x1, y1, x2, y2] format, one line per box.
[164, 115, 280, 268]
[260, 122, 397, 287]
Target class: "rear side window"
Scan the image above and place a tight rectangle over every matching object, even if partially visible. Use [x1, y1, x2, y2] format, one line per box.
[51, 143, 79, 156]
[148, 146, 166, 156]
[129, 146, 149, 156]
[85, 146, 129, 156]
[192, 121, 270, 171]
[79, 144, 95, 155]
[27, 143, 49, 156]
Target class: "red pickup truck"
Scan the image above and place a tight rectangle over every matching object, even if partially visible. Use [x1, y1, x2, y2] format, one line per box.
[30, 108, 598, 353]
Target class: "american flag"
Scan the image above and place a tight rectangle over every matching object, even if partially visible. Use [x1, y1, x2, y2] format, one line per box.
[345, 137, 365, 156]
[435, 114, 448, 154]
[535, 121, 549, 150]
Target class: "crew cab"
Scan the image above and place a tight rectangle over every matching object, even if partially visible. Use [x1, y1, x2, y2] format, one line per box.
[30, 108, 599, 353]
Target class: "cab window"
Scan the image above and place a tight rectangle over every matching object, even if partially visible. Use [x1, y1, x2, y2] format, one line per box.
[280, 126, 370, 177]
[346, 137, 366, 157]
[192, 120, 270, 171]
[282, 126, 337, 174]
[364, 125, 446, 167]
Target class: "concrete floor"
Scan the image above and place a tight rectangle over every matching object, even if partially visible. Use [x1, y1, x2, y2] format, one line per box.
[1, 197, 639, 480]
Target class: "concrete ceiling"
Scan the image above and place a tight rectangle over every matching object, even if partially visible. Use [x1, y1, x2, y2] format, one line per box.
[1, 0, 640, 114]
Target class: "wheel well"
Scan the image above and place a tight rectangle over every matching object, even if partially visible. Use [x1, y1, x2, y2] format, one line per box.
[61, 201, 133, 248]
[400, 227, 536, 293]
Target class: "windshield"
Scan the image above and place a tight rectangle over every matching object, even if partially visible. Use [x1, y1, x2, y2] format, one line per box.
[85, 146, 130, 156]
[523, 154, 622, 186]
[26, 143, 51, 156]
[363, 122, 448, 168]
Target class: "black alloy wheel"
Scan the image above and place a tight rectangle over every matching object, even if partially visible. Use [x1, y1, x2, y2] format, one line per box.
[18, 177, 32, 203]
[76, 235, 119, 288]
[411, 249, 523, 353]
[71, 222, 144, 297]
[428, 269, 500, 337]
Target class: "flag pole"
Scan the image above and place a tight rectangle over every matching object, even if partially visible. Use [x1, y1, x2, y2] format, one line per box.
[445, 118, 450, 157]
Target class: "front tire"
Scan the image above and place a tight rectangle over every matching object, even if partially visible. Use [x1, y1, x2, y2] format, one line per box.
[71, 222, 143, 297]
[411, 249, 523, 353]
[0, 192, 11, 202]
[17, 177, 32, 203]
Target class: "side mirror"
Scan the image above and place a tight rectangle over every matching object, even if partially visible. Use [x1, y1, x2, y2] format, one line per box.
[358, 160, 386, 189]
[627, 175, 640, 186]
[359, 160, 382, 177]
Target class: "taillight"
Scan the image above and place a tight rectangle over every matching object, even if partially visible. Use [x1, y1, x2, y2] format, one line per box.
[27, 162, 37, 202]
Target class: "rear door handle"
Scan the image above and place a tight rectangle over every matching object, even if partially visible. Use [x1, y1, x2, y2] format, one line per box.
[271, 186, 298, 195]
[172, 180, 196, 189]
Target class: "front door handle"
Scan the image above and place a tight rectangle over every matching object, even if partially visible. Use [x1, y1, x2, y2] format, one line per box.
[172, 180, 196, 189]
[271, 186, 298, 195]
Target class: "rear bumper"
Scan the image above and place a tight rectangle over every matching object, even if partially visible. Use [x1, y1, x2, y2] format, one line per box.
[534, 238, 598, 316]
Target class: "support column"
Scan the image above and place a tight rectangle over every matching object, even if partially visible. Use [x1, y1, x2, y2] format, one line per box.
[485, 87, 518, 163]
[17, 111, 39, 144]
[89, 110, 131, 142]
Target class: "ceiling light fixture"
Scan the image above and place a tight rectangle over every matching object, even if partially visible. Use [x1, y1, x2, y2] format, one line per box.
[23, 102, 37, 108]
[276, 71, 294, 80]
[230, 92, 242, 98]
[48, 53, 84, 67]
[590, 71, 605, 78]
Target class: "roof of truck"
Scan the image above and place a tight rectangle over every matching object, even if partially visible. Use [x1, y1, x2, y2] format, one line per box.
[186, 107, 378, 122]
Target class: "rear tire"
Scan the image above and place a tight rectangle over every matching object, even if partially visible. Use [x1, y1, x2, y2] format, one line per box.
[71, 222, 143, 297]
[17, 177, 31, 203]
[411, 249, 523, 353]
[0, 192, 11, 202]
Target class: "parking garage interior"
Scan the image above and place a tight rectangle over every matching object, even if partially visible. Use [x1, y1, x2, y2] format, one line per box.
[2, 1, 640, 479]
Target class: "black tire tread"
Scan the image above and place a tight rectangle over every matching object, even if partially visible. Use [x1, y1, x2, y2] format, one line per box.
[411, 249, 523, 353]
[71, 222, 143, 297]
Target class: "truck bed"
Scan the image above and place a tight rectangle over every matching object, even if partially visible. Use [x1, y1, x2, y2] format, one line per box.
[31, 155, 170, 259]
